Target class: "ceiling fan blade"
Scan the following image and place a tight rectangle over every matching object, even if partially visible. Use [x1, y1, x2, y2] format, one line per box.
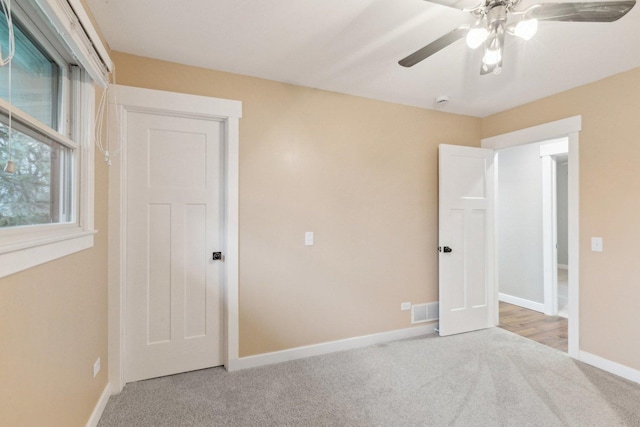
[399, 27, 469, 67]
[525, 1, 636, 22]
[422, 0, 484, 11]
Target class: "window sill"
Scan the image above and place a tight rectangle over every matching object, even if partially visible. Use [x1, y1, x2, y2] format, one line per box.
[0, 229, 97, 278]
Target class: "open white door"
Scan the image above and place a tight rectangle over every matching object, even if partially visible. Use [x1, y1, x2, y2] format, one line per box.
[438, 144, 495, 336]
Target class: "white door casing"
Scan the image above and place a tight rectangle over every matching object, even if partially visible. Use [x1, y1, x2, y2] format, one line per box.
[109, 86, 241, 392]
[482, 116, 581, 358]
[125, 112, 223, 382]
[438, 144, 496, 336]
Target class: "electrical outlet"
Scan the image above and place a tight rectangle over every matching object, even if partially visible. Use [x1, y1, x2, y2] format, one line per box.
[93, 358, 101, 378]
[401, 302, 411, 311]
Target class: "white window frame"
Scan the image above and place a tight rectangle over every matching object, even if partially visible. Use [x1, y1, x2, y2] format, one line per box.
[0, 0, 110, 278]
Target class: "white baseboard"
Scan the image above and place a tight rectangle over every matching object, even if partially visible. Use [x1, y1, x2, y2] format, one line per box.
[227, 323, 436, 372]
[85, 382, 111, 427]
[499, 293, 545, 313]
[558, 264, 569, 270]
[579, 351, 640, 385]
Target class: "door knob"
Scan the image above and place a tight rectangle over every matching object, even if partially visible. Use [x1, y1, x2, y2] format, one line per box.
[438, 246, 453, 253]
[212, 252, 222, 260]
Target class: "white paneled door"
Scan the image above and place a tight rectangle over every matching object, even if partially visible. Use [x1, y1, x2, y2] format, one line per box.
[438, 144, 495, 336]
[125, 112, 224, 383]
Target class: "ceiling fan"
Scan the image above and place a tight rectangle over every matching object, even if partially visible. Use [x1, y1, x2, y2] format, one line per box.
[398, 0, 636, 75]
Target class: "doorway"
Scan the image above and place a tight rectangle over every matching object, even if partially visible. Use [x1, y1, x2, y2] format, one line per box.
[480, 116, 581, 358]
[108, 85, 242, 392]
[494, 139, 569, 352]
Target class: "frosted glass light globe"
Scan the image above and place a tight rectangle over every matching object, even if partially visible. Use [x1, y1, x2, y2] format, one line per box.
[482, 47, 502, 65]
[466, 26, 489, 49]
[514, 19, 538, 40]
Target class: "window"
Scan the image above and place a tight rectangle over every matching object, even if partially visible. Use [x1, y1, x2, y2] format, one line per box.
[0, 0, 111, 278]
[0, 15, 60, 128]
[0, 119, 73, 227]
[0, 14, 72, 228]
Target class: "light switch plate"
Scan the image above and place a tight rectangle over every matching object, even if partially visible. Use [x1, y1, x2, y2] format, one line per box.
[305, 231, 314, 246]
[591, 237, 603, 252]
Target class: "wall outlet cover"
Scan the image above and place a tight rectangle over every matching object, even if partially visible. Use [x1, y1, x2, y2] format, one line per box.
[400, 302, 411, 311]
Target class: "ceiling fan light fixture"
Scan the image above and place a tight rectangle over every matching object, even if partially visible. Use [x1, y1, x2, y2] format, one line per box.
[514, 18, 538, 40]
[398, 0, 636, 75]
[466, 25, 489, 49]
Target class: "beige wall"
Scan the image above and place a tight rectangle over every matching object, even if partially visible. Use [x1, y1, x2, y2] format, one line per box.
[111, 52, 481, 356]
[0, 115, 109, 425]
[482, 66, 640, 371]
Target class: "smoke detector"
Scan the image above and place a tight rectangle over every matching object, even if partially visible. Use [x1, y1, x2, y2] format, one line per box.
[435, 95, 450, 107]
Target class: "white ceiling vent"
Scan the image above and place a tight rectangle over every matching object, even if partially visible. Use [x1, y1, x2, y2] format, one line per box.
[411, 302, 439, 324]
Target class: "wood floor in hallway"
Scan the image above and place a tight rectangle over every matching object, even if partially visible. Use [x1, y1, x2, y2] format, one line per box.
[498, 301, 568, 353]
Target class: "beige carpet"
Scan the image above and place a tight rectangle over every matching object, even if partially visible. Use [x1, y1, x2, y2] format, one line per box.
[99, 328, 640, 426]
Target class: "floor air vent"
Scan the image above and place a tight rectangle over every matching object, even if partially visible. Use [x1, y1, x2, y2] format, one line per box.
[411, 302, 439, 324]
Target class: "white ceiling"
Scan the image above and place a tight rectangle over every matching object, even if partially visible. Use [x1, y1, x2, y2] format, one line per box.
[85, 0, 640, 117]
